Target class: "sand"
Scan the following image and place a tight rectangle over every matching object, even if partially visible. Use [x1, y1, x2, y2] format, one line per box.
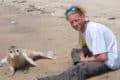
[0, 0, 120, 80]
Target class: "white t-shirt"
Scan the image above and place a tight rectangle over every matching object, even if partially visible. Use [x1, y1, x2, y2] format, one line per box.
[83, 21, 120, 70]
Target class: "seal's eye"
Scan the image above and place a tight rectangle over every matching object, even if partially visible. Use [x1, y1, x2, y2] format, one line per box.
[16, 49, 19, 52]
[10, 51, 12, 53]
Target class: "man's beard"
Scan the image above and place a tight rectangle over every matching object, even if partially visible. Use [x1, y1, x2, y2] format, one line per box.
[76, 22, 84, 31]
[76, 25, 81, 31]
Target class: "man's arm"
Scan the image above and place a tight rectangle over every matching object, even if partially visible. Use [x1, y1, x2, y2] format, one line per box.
[80, 52, 107, 62]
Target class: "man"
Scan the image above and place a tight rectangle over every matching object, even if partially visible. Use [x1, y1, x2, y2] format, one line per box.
[37, 6, 120, 80]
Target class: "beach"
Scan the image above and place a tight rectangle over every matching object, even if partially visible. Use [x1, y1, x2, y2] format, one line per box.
[0, 0, 120, 80]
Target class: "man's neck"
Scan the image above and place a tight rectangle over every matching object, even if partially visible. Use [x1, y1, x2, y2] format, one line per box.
[80, 20, 89, 33]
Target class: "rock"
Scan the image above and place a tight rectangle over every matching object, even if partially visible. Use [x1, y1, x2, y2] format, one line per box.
[0, 58, 7, 67]
[10, 20, 16, 24]
[25, 5, 40, 12]
[52, 9, 65, 18]
[25, 4, 47, 13]
[108, 17, 116, 20]
[12, 0, 27, 3]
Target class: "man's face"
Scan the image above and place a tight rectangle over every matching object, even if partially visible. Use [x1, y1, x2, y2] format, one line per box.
[67, 13, 85, 31]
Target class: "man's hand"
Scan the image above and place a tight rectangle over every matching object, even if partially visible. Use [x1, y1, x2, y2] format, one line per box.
[79, 51, 88, 62]
[80, 55, 88, 62]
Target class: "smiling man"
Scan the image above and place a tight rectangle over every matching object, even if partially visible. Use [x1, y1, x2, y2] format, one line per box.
[37, 6, 120, 80]
[66, 6, 120, 69]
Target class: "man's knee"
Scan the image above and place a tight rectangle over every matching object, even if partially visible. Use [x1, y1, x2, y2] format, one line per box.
[71, 48, 81, 56]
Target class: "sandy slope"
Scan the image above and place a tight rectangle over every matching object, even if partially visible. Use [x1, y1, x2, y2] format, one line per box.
[0, 0, 120, 80]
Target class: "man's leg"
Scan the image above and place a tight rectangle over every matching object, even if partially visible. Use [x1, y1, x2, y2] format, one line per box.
[37, 48, 111, 80]
[56, 62, 111, 80]
[71, 47, 92, 65]
[37, 63, 85, 80]
[71, 48, 81, 65]
[77, 62, 112, 78]
[37, 62, 111, 80]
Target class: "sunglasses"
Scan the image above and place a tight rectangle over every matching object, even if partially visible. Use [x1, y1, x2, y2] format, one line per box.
[65, 7, 79, 15]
